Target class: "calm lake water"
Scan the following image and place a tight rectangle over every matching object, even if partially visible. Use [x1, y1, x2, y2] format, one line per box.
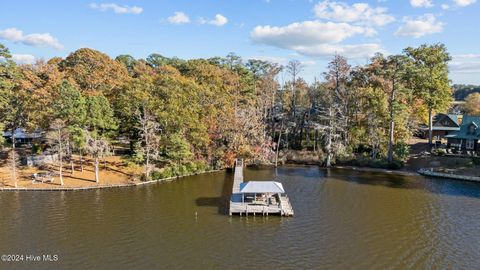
[1, 166, 480, 269]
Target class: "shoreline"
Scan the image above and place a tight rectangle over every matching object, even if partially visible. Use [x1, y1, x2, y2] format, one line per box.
[0, 169, 222, 192]
[2, 163, 478, 192]
[418, 168, 480, 182]
[331, 165, 420, 177]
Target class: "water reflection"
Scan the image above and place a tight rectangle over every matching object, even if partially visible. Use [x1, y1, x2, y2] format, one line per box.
[331, 168, 480, 199]
[0, 166, 480, 270]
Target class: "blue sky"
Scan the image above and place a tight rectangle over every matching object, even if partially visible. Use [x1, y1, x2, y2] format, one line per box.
[1, 0, 480, 84]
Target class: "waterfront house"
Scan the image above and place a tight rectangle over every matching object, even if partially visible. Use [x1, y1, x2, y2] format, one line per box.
[446, 115, 480, 151]
[3, 128, 43, 145]
[420, 114, 461, 140]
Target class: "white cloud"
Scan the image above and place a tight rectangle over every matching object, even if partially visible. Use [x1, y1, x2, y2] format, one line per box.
[454, 54, 480, 59]
[301, 60, 317, 66]
[249, 56, 288, 64]
[293, 43, 384, 58]
[314, 1, 395, 26]
[249, 56, 316, 66]
[454, 0, 476, 7]
[200, 14, 228, 26]
[11, 54, 36, 65]
[167, 12, 190, 24]
[410, 0, 434, 7]
[89, 3, 143, 14]
[0, 28, 63, 50]
[441, 3, 450, 9]
[251, 20, 382, 58]
[252, 20, 367, 47]
[450, 54, 480, 73]
[450, 62, 480, 73]
[395, 14, 444, 38]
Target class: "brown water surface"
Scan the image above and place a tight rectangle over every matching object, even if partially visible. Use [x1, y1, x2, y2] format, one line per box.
[1, 166, 480, 269]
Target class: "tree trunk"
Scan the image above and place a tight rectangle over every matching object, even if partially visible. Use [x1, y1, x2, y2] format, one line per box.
[428, 108, 433, 146]
[298, 113, 306, 149]
[145, 148, 150, 181]
[59, 158, 64, 186]
[285, 132, 289, 150]
[71, 158, 74, 174]
[387, 80, 396, 164]
[270, 90, 276, 135]
[387, 119, 395, 164]
[145, 121, 150, 181]
[11, 134, 17, 188]
[326, 108, 333, 167]
[80, 150, 84, 172]
[95, 157, 99, 183]
[275, 126, 283, 167]
[325, 133, 332, 167]
[58, 133, 64, 185]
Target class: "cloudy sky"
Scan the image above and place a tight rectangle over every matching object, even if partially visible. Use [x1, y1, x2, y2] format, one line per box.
[1, 0, 479, 84]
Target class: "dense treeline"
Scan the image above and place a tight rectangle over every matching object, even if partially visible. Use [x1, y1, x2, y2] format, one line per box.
[453, 84, 480, 101]
[0, 42, 452, 184]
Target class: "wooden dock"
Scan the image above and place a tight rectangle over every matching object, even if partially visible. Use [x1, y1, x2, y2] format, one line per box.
[232, 158, 243, 193]
[229, 159, 294, 216]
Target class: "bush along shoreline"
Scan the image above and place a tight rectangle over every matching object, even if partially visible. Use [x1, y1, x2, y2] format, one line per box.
[147, 160, 211, 181]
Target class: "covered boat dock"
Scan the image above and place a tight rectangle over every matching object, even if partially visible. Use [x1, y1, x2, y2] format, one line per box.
[229, 159, 294, 216]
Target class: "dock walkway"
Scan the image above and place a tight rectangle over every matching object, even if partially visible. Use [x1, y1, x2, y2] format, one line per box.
[232, 158, 243, 193]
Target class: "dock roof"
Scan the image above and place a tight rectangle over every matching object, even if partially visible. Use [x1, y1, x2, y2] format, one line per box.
[239, 181, 285, 194]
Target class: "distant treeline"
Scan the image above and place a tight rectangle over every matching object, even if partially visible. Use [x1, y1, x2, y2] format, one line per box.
[453, 84, 480, 101]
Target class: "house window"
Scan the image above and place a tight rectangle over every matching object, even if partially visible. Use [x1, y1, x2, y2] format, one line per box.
[468, 124, 476, 135]
[466, 140, 475, 150]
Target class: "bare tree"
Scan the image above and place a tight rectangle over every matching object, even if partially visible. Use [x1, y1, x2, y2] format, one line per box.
[286, 60, 304, 118]
[85, 132, 111, 183]
[367, 112, 383, 160]
[314, 104, 346, 167]
[135, 107, 161, 181]
[47, 119, 69, 185]
[8, 148, 20, 188]
[324, 54, 351, 145]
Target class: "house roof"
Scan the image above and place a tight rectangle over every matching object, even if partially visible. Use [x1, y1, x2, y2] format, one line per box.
[433, 113, 460, 127]
[3, 128, 43, 139]
[420, 113, 461, 131]
[239, 181, 285, 193]
[446, 115, 480, 140]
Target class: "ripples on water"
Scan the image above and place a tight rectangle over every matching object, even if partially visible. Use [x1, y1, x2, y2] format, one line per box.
[1, 167, 480, 269]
